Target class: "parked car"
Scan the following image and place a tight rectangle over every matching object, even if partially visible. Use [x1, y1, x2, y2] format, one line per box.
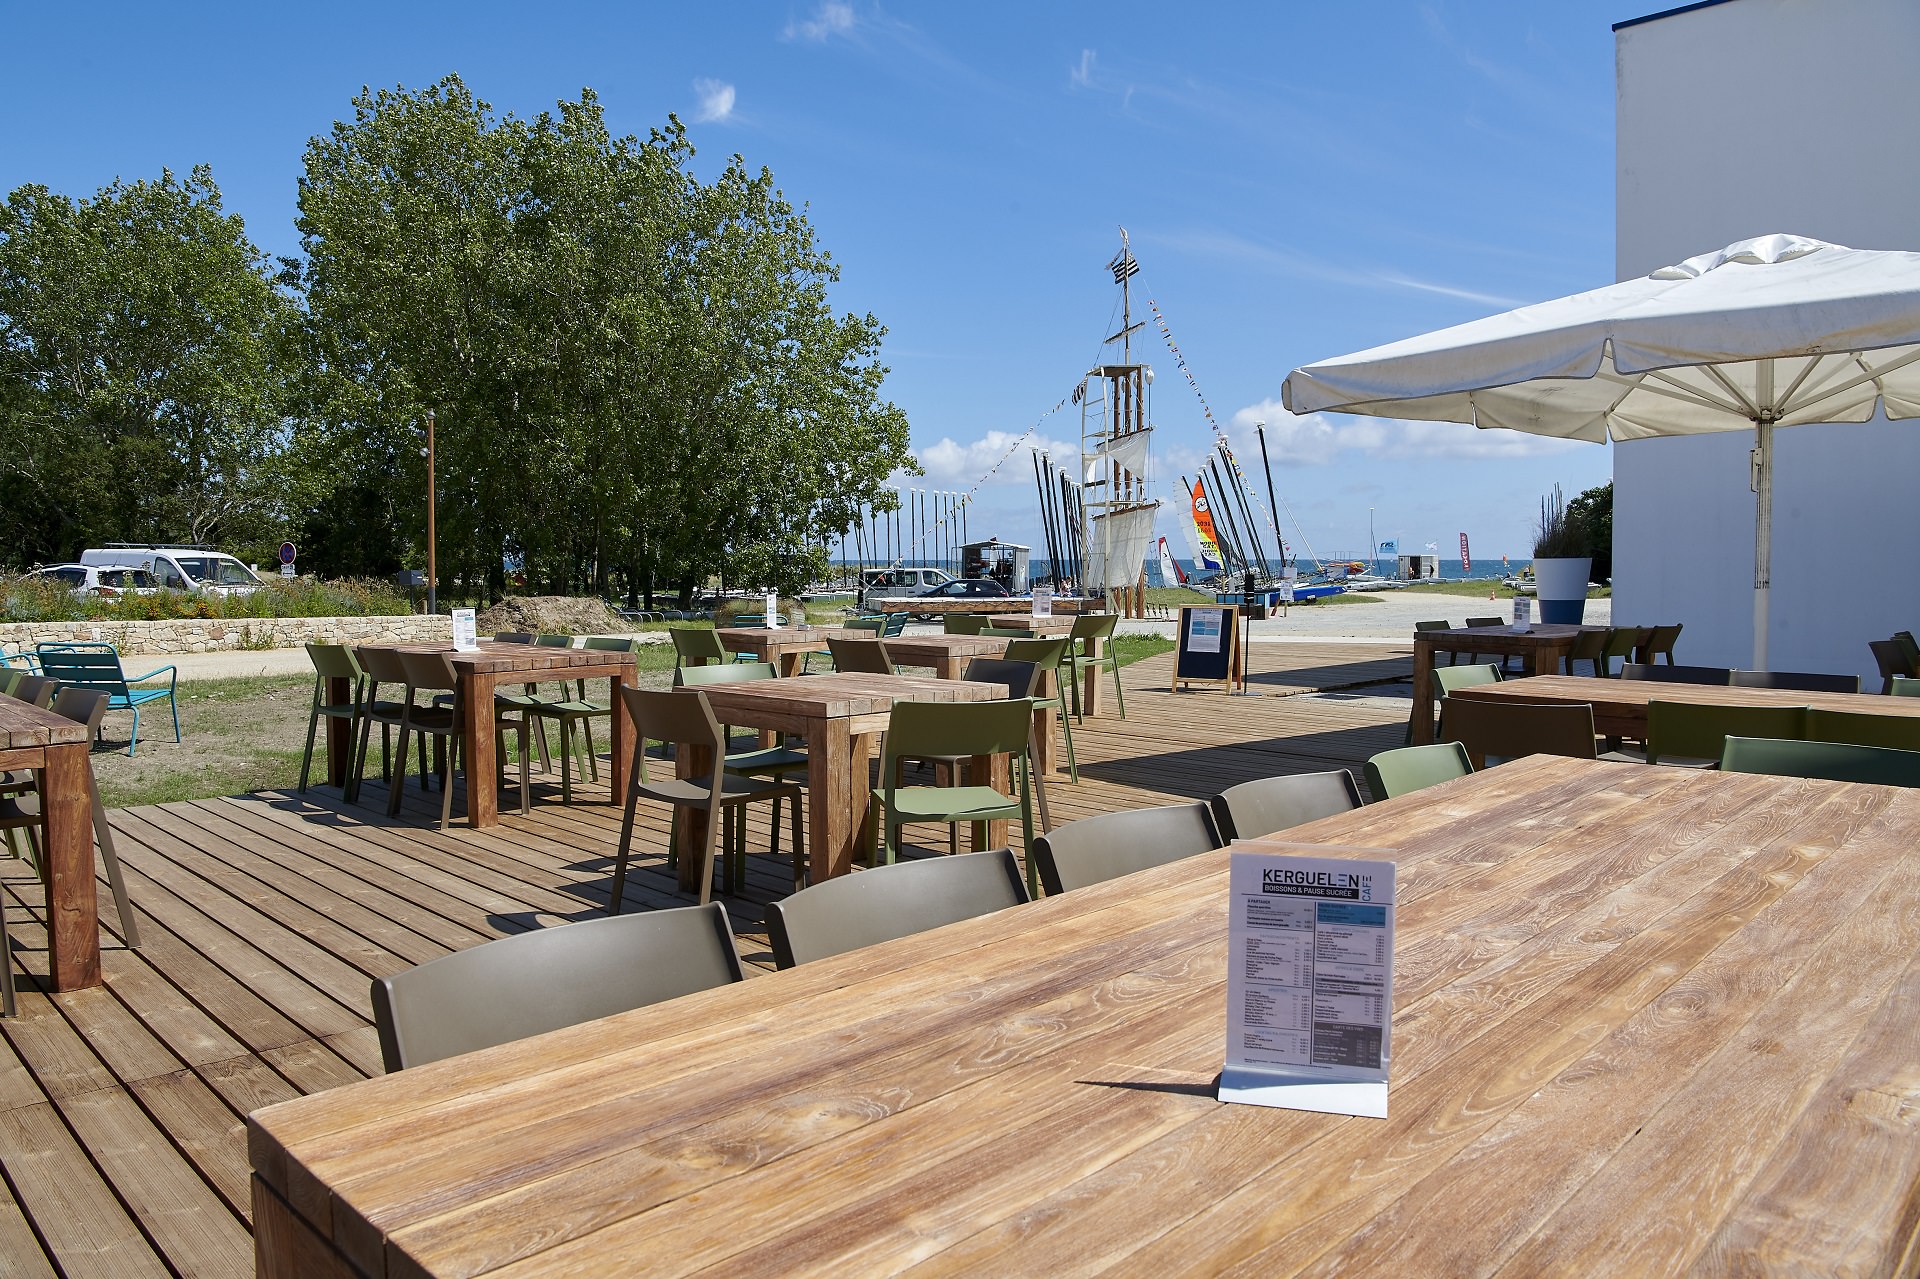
[80, 545, 264, 596]
[910, 576, 1010, 620]
[859, 566, 956, 609]
[20, 562, 158, 599]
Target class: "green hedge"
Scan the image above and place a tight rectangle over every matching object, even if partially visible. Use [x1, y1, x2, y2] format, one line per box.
[2, 575, 411, 622]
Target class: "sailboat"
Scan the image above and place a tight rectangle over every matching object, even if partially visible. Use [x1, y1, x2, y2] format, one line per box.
[1075, 231, 1160, 615]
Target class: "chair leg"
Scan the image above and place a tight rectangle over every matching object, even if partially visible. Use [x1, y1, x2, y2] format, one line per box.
[1056, 701, 1079, 783]
[694, 803, 722, 905]
[298, 704, 320, 793]
[127, 706, 140, 758]
[559, 720, 575, 804]
[580, 719, 599, 784]
[88, 771, 140, 947]
[169, 693, 181, 744]
[609, 755, 647, 915]
[1032, 754, 1053, 833]
[439, 734, 457, 830]
[789, 790, 805, 891]
[388, 724, 411, 816]
[0, 891, 13, 1018]
[1108, 659, 1125, 719]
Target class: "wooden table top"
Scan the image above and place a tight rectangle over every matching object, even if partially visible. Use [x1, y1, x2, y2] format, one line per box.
[1454, 673, 1920, 718]
[371, 640, 637, 675]
[1417, 623, 1600, 648]
[0, 692, 89, 751]
[248, 756, 1920, 1276]
[691, 670, 1004, 720]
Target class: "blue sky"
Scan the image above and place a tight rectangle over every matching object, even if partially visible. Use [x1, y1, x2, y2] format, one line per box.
[3, 1, 1643, 566]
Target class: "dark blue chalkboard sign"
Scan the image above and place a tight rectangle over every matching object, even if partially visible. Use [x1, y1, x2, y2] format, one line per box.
[1175, 604, 1242, 691]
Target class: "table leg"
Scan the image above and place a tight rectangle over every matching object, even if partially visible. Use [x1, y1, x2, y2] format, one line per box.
[674, 740, 715, 894]
[1410, 640, 1436, 746]
[464, 671, 500, 828]
[1080, 636, 1104, 717]
[325, 675, 351, 788]
[609, 668, 633, 807]
[42, 741, 100, 991]
[968, 752, 1011, 849]
[1032, 669, 1057, 777]
[807, 720, 862, 879]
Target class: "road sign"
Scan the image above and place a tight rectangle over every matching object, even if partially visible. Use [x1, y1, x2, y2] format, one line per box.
[279, 541, 298, 565]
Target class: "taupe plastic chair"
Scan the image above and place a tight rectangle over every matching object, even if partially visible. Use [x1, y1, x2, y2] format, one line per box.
[1637, 624, 1684, 664]
[299, 644, 365, 793]
[943, 614, 990, 635]
[1720, 736, 1920, 787]
[1031, 800, 1223, 896]
[1408, 662, 1502, 743]
[1414, 619, 1456, 666]
[1871, 640, 1915, 694]
[389, 650, 532, 827]
[1730, 669, 1862, 694]
[1619, 662, 1732, 685]
[1210, 770, 1363, 841]
[1364, 742, 1473, 801]
[1439, 696, 1598, 769]
[611, 686, 805, 907]
[351, 646, 428, 805]
[1600, 627, 1653, 677]
[826, 636, 894, 675]
[10, 675, 56, 708]
[1561, 628, 1609, 677]
[766, 848, 1029, 969]
[370, 902, 745, 1071]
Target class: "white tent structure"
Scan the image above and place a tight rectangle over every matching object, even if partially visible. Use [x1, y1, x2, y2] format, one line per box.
[1281, 234, 1920, 668]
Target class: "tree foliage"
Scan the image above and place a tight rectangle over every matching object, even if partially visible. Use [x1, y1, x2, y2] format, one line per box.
[0, 167, 298, 563]
[1566, 480, 1613, 581]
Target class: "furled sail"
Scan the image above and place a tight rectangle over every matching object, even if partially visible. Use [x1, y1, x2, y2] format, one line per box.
[1085, 502, 1158, 594]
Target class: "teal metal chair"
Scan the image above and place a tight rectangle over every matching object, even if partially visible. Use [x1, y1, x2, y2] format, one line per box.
[1364, 742, 1473, 801]
[1720, 735, 1920, 787]
[35, 642, 179, 756]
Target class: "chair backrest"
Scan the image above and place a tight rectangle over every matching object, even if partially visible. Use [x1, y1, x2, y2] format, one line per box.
[882, 612, 909, 637]
[1643, 623, 1684, 660]
[1002, 636, 1070, 671]
[1619, 662, 1732, 685]
[49, 686, 110, 741]
[960, 658, 1041, 698]
[1563, 628, 1610, 670]
[1730, 668, 1861, 694]
[355, 645, 411, 688]
[979, 627, 1035, 639]
[305, 642, 364, 682]
[1439, 696, 1597, 769]
[1070, 613, 1119, 642]
[494, 632, 536, 644]
[620, 686, 726, 781]
[766, 848, 1030, 968]
[1464, 616, 1503, 629]
[1805, 707, 1920, 752]
[1210, 771, 1362, 842]
[582, 635, 638, 653]
[1364, 742, 1473, 801]
[1893, 676, 1920, 698]
[881, 698, 1032, 767]
[844, 616, 885, 634]
[33, 643, 130, 696]
[669, 628, 728, 664]
[1413, 619, 1453, 634]
[1603, 627, 1653, 660]
[1645, 700, 1807, 764]
[397, 649, 459, 696]
[371, 903, 745, 1070]
[1896, 631, 1920, 668]
[535, 634, 575, 649]
[1870, 639, 1914, 692]
[1720, 735, 1920, 787]
[1032, 801, 1224, 895]
[674, 660, 779, 687]
[0, 668, 20, 697]
[943, 614, 989, 635]
[12, 675, 59, 707]
[1432, 663, 1503, 695]
[827, 636, 894, 675]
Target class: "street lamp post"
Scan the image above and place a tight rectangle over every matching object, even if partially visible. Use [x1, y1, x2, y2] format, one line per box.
[425, 410, 438, 615]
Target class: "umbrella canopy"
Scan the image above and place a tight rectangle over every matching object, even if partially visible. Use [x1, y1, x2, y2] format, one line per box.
[1282, 233, 1920, 667]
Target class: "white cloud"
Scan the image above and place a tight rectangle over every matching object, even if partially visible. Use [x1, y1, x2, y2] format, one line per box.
[914, 432, 1079, 485]
[1070, 49, 1096, 88]
[784, 1, 855, 42]
[692, 78, 736, 124]
[1229, 398, 1587, 464]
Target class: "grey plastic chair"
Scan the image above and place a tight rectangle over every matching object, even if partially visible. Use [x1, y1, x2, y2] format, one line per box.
[1619, 662, 1732, 686]
[766, 848, 1030, 969]
[1729, 669, 1862, 694]
[1364, 741, 1473, 801]
[1210, 770, 1363, 841]
[1031, 801, 1224, 896]
[370, 903, 745, 1071]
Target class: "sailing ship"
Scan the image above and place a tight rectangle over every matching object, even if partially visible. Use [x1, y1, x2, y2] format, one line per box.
[1076, 232, 1159, 613]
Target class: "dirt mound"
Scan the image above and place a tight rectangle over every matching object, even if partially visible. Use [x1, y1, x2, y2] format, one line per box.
[475, 595, 631, 636]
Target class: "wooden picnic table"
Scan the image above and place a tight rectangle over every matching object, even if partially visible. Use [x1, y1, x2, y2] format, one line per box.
[332, 643, 637, 828]
[674, 671, 1008, 889]
[870, 596, 1095, 616]
[248, 755, 1920, 1276]
[0, 692, 97, 990]
[1410, 624, 1604, 744]
[1447, 672, 1920, 740]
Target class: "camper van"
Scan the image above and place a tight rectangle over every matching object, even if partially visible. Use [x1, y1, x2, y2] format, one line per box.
[81, 544, 265, 596]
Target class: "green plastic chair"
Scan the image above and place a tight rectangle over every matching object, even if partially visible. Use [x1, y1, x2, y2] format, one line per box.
[1642, 700, 1808, 767]
[1407, 662, 1502, 744]
[1065, 613, 1124, 721]
[1892, 675, 1920, 698]
[527, 636, 635, 803]
[1599, 627, 1652, 677]
[1805, 707, 1920, 752]
[299, 644, 366, 794]
[1002, 636, 1077, 783]
[670, 627, 748, 669]
[1364, 742, 1473, 801]
[1720, 736, 1920, 787]
[673, 661, 810, 853]
[944, 614, 990, 635]
[1414, 619, 1456, 666]
[1561, 628, 1609, 677]
[870, 698, 1037, 890]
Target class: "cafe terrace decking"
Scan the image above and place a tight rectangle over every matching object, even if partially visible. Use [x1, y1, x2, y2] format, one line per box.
[0, 642, 1414, 1278]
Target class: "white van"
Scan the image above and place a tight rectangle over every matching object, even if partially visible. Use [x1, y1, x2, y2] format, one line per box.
[81, 544, 265, 596]
[859, 566, 954, 606]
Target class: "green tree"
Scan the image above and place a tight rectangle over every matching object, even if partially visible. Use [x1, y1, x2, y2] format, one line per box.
[0, 167, 299, 564]
[1567, 480, 1613, 581]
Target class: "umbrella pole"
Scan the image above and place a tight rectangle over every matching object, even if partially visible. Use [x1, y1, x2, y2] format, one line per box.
[1752, 416, 1774, 671]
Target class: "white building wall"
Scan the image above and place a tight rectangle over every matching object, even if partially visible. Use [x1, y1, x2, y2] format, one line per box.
[1614, 0, 1920, 679]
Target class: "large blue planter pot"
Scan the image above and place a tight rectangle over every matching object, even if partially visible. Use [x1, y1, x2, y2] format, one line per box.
[1534, 557, 1592, 625]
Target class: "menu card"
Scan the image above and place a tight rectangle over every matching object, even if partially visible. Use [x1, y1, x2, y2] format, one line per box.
[1032, 586, 1053, 617]
[1220, 845, 1396, 1118]
[1511, 597, 1532, 632]
[450, 608, 478, 652]
[765, 593, 779, 628]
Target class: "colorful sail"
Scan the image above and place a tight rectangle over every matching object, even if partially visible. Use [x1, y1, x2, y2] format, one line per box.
[1157, 535, 1186, 585]
[1192, 479, 1225, 572]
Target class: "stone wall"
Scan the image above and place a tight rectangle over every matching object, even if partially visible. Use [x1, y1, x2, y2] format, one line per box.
[0, 614, 450, 656]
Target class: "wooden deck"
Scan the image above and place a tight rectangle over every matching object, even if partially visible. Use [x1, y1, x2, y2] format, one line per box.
[0, 642, 1409, 1278]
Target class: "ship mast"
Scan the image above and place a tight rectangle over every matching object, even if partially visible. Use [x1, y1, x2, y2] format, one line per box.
[1078, 228, 1159, 616]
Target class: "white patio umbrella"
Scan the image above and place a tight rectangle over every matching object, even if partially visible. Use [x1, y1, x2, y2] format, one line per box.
[1281, 233, 1920, 668]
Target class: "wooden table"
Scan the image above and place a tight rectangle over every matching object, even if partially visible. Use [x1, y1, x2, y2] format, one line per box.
[1410, 624, 1604, 744]
[675, 672, 1007, 889]
[333, 643, 637, 828]
[249, 756, 1920, 1276]
[871, 596, 1094, 616]
[0, 693, 97, 990]
[1448, 673, 1920, 741]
